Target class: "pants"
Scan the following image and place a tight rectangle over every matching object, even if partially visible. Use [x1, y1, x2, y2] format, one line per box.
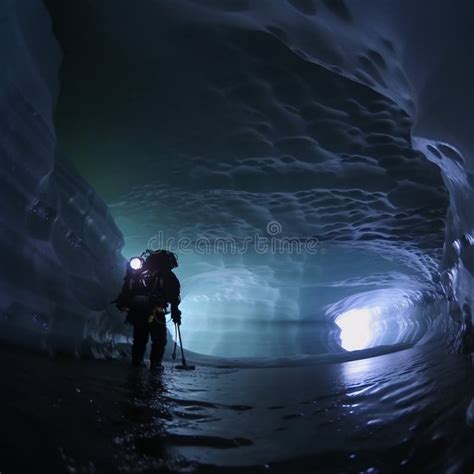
[131, 313, 167, 365]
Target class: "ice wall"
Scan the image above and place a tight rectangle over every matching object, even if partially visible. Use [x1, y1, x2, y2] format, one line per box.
[4, 0, 472, 363]
[0, 0, 127, 356]
[344, 1, 474, 356]
[416, 138, 474, 354]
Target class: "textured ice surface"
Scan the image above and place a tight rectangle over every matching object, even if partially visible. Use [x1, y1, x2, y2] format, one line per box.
[0, 0, 127, 356]
[2, 1, 473, 469]
[3, 0, 474, 364]
[416, 138, 474, 353]
[103, 0, 450, 357]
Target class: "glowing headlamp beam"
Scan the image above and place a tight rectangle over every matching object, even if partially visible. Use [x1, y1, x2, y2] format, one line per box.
[129, 257, 144, 271]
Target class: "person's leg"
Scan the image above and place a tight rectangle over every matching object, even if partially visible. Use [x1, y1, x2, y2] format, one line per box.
[150, 316, 167, 368]
[132, 320, 149, 366]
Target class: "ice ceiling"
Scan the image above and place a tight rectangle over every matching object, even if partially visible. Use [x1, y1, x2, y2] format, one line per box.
[36, 0, 473, 358]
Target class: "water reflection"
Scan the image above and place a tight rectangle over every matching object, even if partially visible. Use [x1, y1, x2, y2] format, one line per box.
[115, 368, 175, 471]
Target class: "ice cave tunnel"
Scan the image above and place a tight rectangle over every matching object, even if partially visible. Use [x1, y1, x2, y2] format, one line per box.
[1, 0, 474, 471]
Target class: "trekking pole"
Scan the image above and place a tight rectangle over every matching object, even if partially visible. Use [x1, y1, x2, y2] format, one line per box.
[172, 323, 178, 360]
[175, 323, 195, 370]
[177, 323, 187, 366]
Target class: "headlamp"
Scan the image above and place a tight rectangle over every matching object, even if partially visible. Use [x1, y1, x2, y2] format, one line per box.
[129, 257, 144, 271]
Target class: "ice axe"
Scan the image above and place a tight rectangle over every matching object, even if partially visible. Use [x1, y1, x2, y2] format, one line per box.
[172, 322, 195, 370]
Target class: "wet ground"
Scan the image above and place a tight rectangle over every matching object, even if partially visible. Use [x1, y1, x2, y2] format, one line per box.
[0, 341, 473, 473]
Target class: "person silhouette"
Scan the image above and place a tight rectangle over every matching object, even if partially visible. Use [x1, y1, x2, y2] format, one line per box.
[115, 250, 181, 369]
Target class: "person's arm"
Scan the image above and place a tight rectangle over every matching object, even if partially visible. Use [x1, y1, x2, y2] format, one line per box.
[167, 273, 182, 324]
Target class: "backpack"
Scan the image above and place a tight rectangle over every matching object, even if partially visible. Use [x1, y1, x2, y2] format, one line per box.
[128, 269, 165, 312]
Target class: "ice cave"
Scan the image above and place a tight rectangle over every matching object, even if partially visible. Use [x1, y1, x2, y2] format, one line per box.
[1, 0, 473, 472]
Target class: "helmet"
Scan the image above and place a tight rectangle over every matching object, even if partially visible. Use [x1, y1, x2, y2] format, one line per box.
[142, 249, 178, 270]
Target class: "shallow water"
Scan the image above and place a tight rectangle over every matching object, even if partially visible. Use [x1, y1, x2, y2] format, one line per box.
[0, 342, 473, 473]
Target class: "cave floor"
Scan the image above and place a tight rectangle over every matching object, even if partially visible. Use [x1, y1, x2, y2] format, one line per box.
[0, 342, 473, 473]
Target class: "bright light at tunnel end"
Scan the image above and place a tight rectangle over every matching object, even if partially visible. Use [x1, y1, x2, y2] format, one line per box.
[335, 307, 381, 351]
